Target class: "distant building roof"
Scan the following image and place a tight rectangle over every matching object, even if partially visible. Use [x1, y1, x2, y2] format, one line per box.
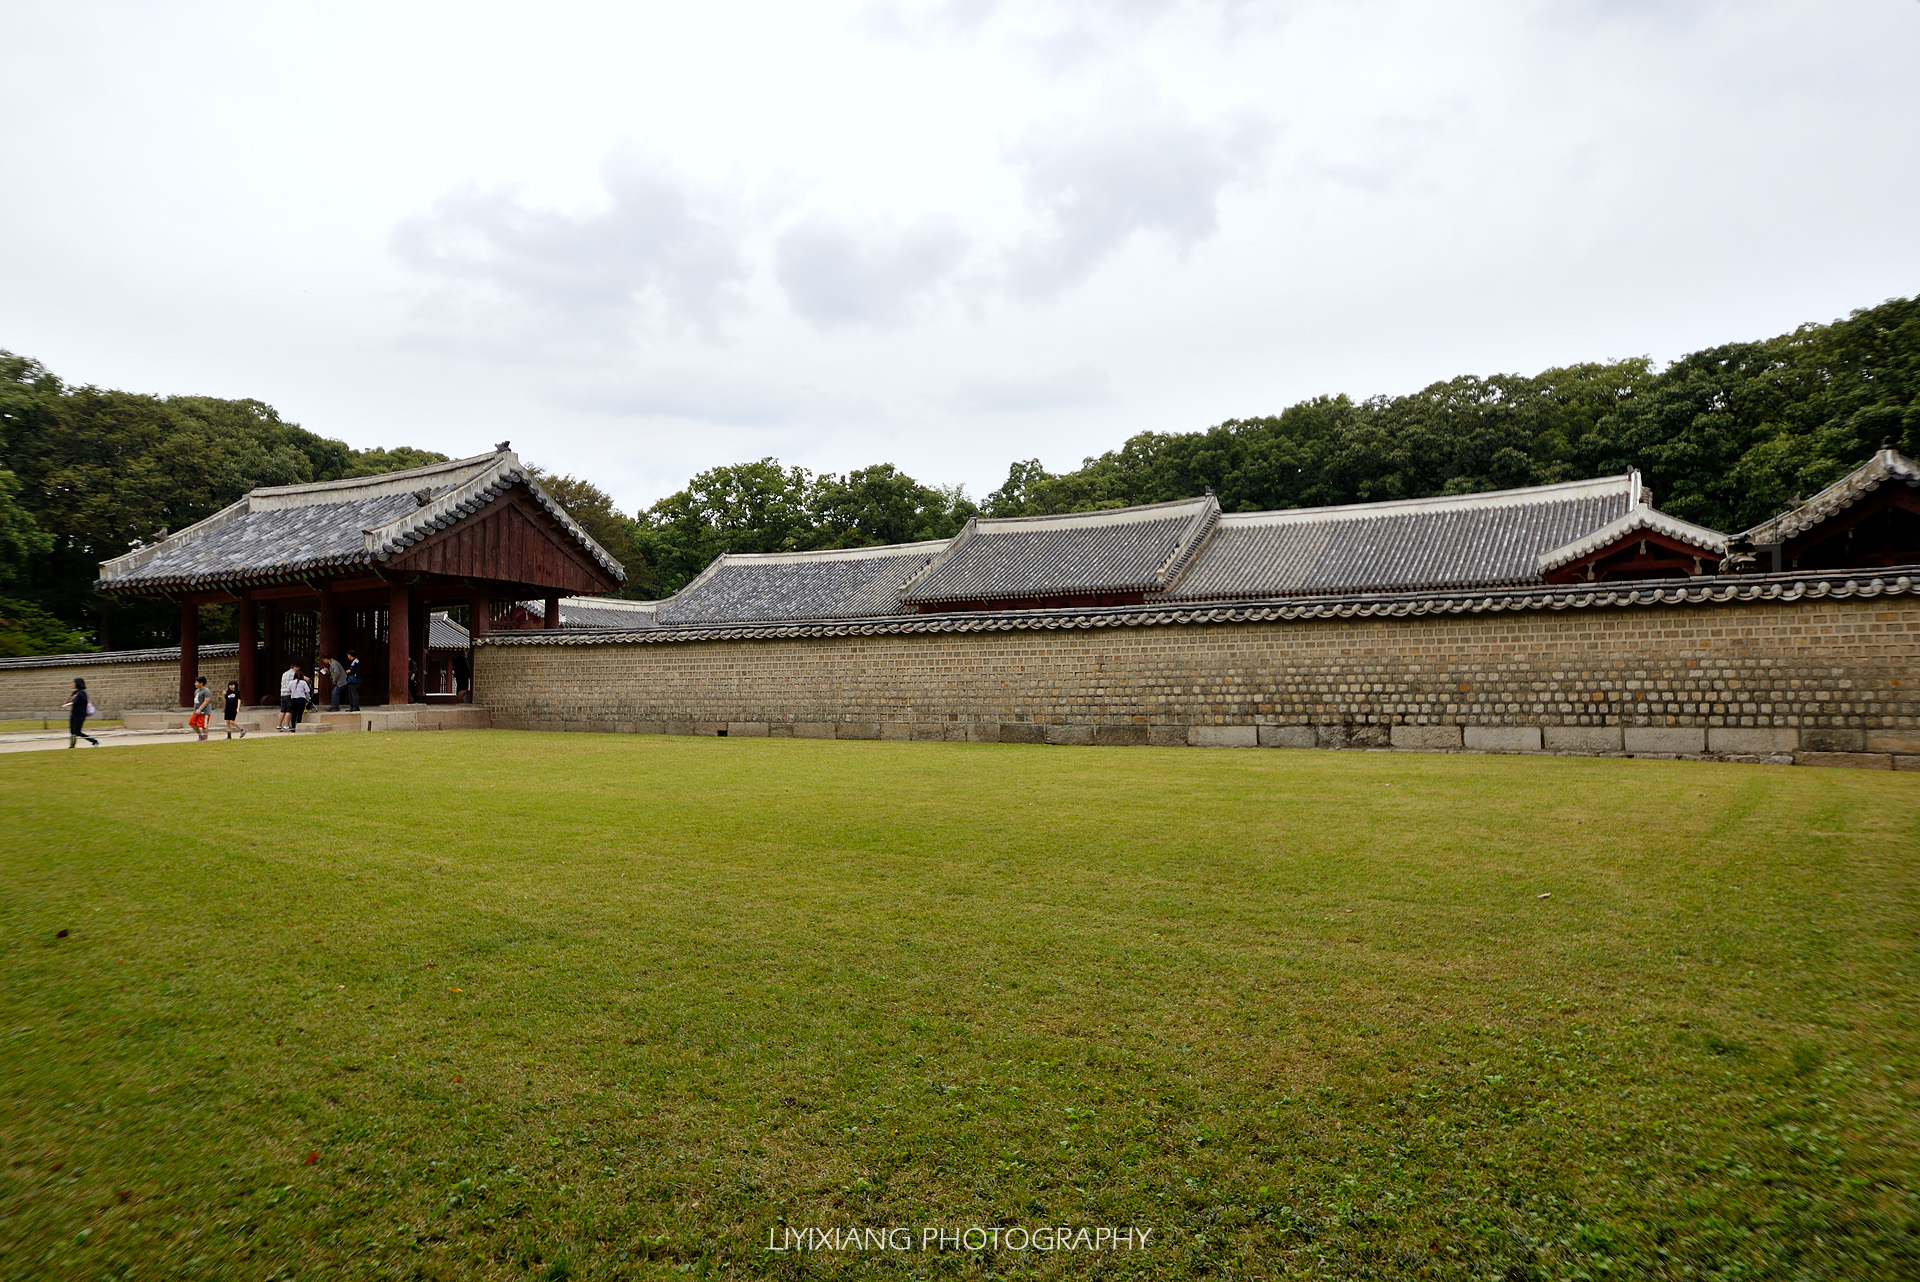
[901, 496, 1219, 606]
[427, 613, 471, 651]
[1165, 475, 1639, 601]
[660, 542, 948, 625]
[520, 596, 662, 630]
[1739, 446, 1920, 545]
[96, 450, 624, 593]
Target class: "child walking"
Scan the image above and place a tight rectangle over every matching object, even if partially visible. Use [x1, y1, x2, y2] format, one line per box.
[189, 675, 213, 741]
[222, 680, 247, 739]
[61, 677, 100, 748]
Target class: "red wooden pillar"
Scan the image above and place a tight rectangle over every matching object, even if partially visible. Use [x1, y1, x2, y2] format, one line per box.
[317, 583, 340, 705]
[466, 595, 489, 705]
[543, 593, 561, 630]
[410, 595, 429, 703]
[266, 602, 284, 694]
[178, 600, 199, 708]
[236, 597, 259, 707]
[387, 582, 412, 707]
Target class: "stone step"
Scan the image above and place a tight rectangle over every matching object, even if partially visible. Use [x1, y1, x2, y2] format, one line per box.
[121, 707, 489, 733]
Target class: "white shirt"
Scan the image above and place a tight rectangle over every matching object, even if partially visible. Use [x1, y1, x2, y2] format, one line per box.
[280, 666, 298, 697]
[291, 679, 311, 701]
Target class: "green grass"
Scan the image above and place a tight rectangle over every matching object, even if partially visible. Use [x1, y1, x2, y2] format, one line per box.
[0, 718, 122, 733]
[2, 733, 1917, 1280]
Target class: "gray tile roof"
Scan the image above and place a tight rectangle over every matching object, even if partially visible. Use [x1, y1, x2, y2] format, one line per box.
[659, 543, 948, 625]
[427, 613, 471, 651]
[1164, 475, 1638, 601]
[95, 450, 624, 591]
[1739, 447, 1920, 545]
[478, 567, 1918, 647]
[901, 497, 1218, 606]
[520, 597, 662, 630]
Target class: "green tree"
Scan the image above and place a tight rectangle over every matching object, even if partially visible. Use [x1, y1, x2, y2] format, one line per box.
[0, 468, 52, 585]
[0, 349, 459, 645]
[806, 464, 975, 547]
[635, 459, 816, 596]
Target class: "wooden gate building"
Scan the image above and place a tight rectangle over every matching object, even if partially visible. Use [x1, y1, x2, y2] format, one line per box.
[94, 449, 624, 708]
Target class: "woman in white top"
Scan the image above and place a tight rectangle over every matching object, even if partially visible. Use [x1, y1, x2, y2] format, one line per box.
[286, 670, 311, 732]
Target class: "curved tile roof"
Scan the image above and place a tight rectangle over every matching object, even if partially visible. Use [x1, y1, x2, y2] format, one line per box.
[1740, 447, 1920, 545]
[659, 542, 948, 625]
[95, 450, 624, 592]
[1165, 475, 1638, 601]
[901, 496, 1218, 605]
[1537, 506, 1727, 574]
[520, 597, 662, 630]
[478, 569, 1917, 647]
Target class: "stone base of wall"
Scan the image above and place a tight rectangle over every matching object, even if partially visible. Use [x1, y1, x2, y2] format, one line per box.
[480, 713, 1898, 768]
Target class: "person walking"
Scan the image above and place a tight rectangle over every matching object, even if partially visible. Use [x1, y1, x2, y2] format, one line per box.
[277, 661, 298, 731]
[222, 680, 247, 739]
[343, 649, 362, 712]
[288, 669, 311, 731]
[188, 675, 213, 741]
[324, 652, 348, 710]
[61, 677, 100, 748]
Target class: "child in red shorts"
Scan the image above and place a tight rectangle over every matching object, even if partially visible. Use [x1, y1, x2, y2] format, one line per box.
[189, 675, 212, 741]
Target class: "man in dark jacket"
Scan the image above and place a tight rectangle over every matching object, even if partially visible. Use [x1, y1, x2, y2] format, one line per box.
[343, 650, 363, 712]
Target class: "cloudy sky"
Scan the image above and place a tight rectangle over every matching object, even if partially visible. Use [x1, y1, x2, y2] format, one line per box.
[5, 1, 1918, 510]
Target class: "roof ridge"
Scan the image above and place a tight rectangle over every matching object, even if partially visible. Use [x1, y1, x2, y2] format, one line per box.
[1214, 473, 1636, 525]
[704, 539, 951, 565]
[249, 450, 506, 504]
[970, 494, 1215, 531]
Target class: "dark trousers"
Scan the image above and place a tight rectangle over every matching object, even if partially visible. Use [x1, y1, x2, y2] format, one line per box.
[290, 698, 307, 728]
[344, 682, 361, 712]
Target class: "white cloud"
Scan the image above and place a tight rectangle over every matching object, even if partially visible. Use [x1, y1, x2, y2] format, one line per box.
[1004, 107, 1271, 299]
[775, 216, 970, 326]
[391, 154, 745, 343]
[956, 365, 1112, 412]
[1, 0, 1917, 512]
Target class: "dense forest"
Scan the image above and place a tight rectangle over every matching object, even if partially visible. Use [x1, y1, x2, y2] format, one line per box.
[2, 295, 1916, 653]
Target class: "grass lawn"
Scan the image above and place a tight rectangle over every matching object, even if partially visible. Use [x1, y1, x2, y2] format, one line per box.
[0, 719, 123, 734]
[2, 733, 1917, 1280]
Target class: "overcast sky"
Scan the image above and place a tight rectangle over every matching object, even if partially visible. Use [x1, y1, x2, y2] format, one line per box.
[5, 0, 1918, 511]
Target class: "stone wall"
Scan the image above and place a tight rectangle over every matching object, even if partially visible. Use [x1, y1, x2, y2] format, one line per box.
[476, 592, 1920, 769]
[0, 648, 239, 719]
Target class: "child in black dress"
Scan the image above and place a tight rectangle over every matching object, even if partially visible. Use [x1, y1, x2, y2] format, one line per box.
[222, 680, 247, 739]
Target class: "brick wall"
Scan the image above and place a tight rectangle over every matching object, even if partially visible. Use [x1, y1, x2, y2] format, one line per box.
[0, 652, 239, 719]
[475, 595, 1920, 766]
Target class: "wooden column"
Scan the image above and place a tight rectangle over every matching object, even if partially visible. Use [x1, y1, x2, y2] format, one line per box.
[178, 600, 199, 708]
[410, 595, 429, 703]
[466, 595, 489, 705]
[265, 602, 284, 694]
[236, 597, 259, 706]
[387, 582, 412, 707]
[317, 583, 340, 705]
[543, 593, 561, 630]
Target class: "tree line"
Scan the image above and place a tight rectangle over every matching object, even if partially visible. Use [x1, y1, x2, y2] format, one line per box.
[2, 295, 1916, 652]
